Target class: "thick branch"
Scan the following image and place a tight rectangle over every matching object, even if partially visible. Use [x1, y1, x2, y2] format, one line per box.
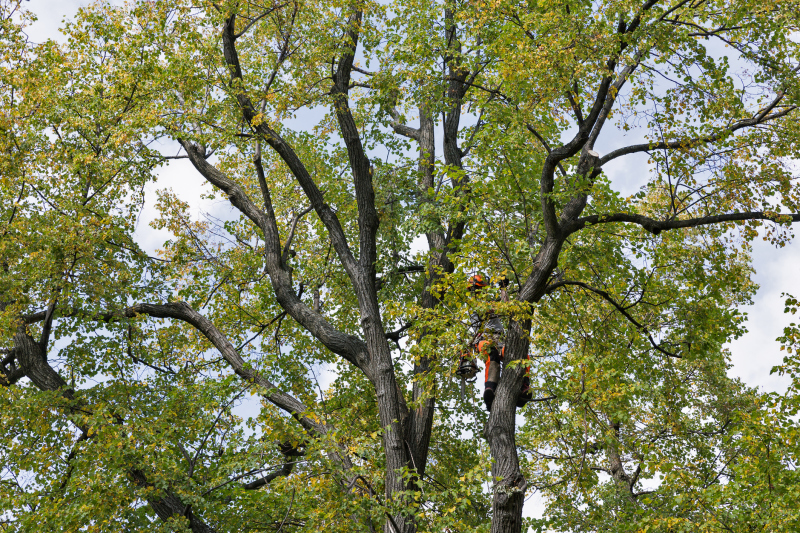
[179, 140, 371, 375]
[219, 15, 361, 283]
[568, 211, 800, 235]
[388, 108, 420, 140]
[11, 326, 216, 532]
[539, 0, 659, 237]
[39, 295, 59, 352]
[0, 347, 25, 387]
[586, 52, 645, 151]
[128, 469, 218, 533]
[125, 301, 328, 434]
[330, 10, 380, 281]
[243, 443, 304, 490]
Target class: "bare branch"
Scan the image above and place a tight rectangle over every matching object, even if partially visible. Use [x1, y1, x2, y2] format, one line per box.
[600, 96, 795, 165]
[282, 205, 313, 264]
[544, 280, 682, 358]
[232, 4, 289, 40]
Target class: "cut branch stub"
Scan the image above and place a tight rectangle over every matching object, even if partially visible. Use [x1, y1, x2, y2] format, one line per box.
[576, 149, 601, 176]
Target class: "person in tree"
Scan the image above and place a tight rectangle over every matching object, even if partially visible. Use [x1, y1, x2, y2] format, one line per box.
[459, 274, 532, 412]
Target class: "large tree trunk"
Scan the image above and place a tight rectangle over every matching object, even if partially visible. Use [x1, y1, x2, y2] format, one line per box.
[485, 320, 530, 533]
[486, 235, 566, 531]
[487, 415, 527, 533]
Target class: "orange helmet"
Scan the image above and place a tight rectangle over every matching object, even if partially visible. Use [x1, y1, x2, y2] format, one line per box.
[469, 274, 489, 290]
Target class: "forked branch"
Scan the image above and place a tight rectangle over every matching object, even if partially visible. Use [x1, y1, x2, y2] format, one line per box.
[545, 280, 681, 358]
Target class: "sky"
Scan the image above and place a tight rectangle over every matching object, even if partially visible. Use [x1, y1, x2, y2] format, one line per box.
[18, 0, 800, 522]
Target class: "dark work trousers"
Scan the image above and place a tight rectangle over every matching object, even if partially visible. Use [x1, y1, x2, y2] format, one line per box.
[481, 341, 533, 412]
[480, 340, 502, 412]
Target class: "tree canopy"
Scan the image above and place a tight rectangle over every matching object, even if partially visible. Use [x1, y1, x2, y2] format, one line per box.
[2, 0, 800, 531]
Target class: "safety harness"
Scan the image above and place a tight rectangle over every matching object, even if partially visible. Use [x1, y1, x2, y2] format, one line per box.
[457, 274, 533, 411]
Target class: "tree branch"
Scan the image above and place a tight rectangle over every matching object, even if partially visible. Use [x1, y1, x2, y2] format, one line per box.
[544, 280, 681, 358]
[282, 205, 313, 264]
[599, 97, 796, 165]
[219, 14, 361, 285]
[232, 4, 289, 40]
[526, 125, 567, 177]
[566, 84, 584, 126]
[179, 140, 372, 376]
[388, 107, 420, 140]
[124, 301, 334, 434]
[242, 443, 304, 490]
[330, 9, 380, 280]
[568, 210, 800, 235]
[11, 326, 217, 532]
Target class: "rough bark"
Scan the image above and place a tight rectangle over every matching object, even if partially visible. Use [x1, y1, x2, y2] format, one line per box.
[485, 320, 528, 533]
[484, 6, 667, 530]
[220, 12, 413, 532]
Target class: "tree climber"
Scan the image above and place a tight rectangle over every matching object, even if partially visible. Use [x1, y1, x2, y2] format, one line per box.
[457, 274, 532, 412]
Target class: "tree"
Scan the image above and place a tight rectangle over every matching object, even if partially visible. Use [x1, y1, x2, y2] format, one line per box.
[1, 0, 800, 531]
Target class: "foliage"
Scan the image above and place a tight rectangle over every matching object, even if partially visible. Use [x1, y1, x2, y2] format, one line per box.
[1, 0, 799, 531]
